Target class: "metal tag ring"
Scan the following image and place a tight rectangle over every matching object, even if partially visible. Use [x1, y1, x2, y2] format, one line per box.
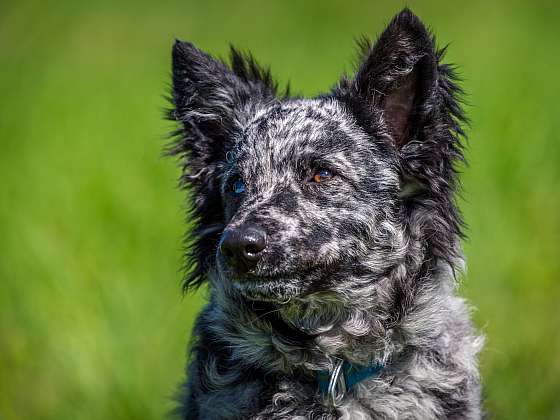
[326, 359, 347, 408]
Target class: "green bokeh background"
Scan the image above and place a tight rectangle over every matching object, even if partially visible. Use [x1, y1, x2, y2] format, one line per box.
[1, 1, 559, 419]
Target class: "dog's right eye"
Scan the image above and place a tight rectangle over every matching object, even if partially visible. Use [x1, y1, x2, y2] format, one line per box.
[232, 179, 246, 195]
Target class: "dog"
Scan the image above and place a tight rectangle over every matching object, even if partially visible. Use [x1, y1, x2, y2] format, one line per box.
[167, 8, 484, 419]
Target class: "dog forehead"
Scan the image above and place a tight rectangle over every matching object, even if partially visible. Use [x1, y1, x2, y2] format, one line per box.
[242, 98, 363, 148]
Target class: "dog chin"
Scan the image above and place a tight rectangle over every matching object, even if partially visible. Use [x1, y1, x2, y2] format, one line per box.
[232, 277, 301, 303]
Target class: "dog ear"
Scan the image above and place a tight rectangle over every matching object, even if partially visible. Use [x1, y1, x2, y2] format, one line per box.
[336, 8, 467, 264]
[168, 41, 276, 291]
[344, 8, 441, 147]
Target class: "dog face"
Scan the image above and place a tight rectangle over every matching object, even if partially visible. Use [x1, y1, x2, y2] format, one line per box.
[169, 10, 465, 311]
[216, 99, 401, 302]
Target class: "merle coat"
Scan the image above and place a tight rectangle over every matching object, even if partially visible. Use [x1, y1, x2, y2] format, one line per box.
[168, 8, 484, 420]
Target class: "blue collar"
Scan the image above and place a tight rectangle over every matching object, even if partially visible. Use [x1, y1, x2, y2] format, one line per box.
[317, 359, 385, 406]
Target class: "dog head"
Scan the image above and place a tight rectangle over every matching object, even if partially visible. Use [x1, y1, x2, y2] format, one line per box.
[169, 9, 465, 316]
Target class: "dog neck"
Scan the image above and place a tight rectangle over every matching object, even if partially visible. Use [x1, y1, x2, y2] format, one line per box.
[207, 252, 461, 381]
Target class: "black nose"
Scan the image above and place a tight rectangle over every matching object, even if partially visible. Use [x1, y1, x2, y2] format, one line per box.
[220, 225, 267, 274]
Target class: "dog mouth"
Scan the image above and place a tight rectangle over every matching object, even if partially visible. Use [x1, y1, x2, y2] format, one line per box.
[226, 258, 346, 303]
[232, 274, 303, 303]
[220, 256, 341, 303]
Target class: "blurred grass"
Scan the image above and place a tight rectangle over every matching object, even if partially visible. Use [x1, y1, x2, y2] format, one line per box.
[0, 0, 559, 419]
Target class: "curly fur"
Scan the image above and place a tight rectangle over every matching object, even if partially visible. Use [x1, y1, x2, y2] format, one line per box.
[167, 8, 484, 419]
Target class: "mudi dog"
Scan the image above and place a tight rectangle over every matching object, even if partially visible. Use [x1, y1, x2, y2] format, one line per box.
[167, 8, 484, 419]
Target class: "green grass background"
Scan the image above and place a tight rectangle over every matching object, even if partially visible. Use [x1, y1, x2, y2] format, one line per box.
[1, 0, 559, 418]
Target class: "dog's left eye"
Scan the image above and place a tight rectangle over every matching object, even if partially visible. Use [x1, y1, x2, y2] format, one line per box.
[312, 169, 334, 183]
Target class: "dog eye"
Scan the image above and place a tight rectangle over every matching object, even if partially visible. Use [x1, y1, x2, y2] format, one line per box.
[312, 169, 334, 183]
[232, 179, 246, 195]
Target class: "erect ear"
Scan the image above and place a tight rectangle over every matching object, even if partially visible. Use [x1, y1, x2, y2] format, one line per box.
[168, 41, 276, 291]
[350, 9, 438, 147]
